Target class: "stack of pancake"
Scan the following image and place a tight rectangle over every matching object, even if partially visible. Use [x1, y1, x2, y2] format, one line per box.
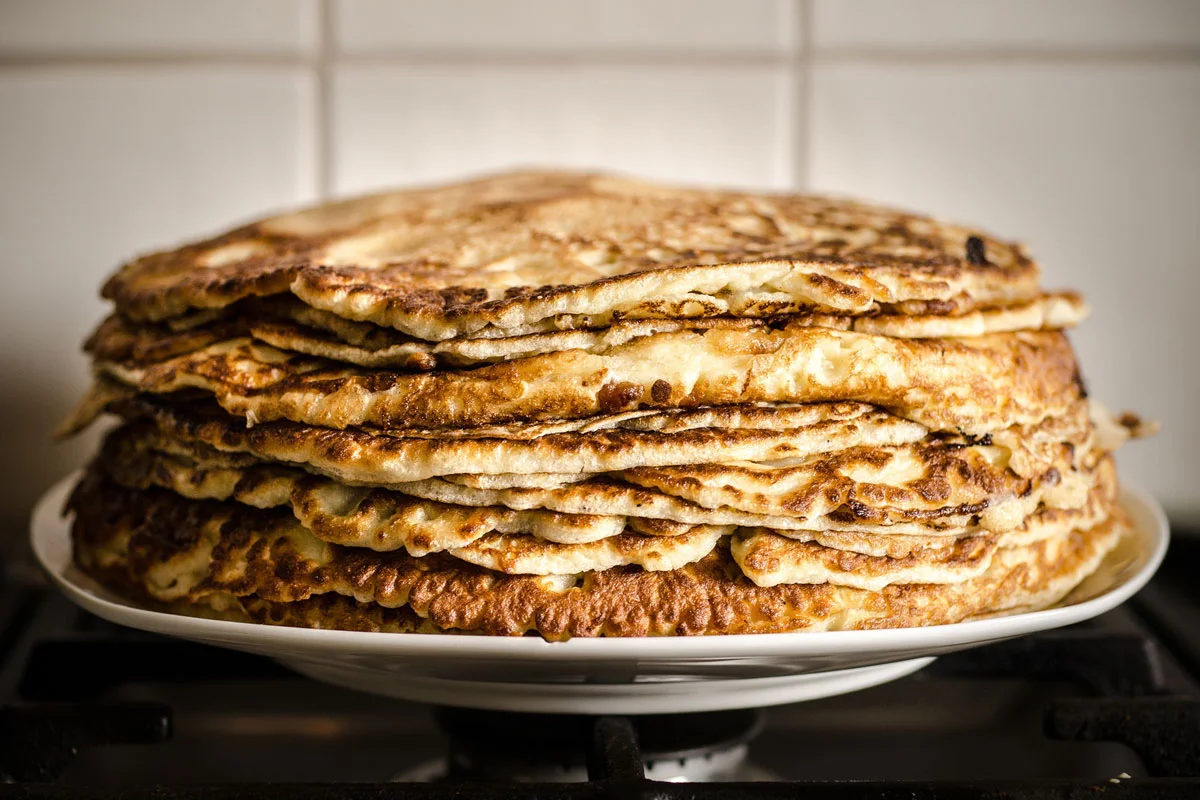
[62, 170, 1146, 640]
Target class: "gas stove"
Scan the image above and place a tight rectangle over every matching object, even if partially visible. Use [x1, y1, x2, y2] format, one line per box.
[1, 536, 1198, 798]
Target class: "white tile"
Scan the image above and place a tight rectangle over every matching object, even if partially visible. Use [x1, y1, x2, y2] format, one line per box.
[0, 67, 317, 518]
[331, 64, 794, 194]
[0, 0, 317, 55]
[814, 0, 1200, 51]
[810, 63, 1200, 518]
[334, 0, 794, 54]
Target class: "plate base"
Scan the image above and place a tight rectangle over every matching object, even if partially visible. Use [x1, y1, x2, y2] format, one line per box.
[280, 656, 936, 714]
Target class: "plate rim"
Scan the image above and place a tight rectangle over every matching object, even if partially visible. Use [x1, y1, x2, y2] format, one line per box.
[31, 472, 1170, 662]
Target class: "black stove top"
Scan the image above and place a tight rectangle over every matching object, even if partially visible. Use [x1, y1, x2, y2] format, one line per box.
[2, 536, 1199, 799]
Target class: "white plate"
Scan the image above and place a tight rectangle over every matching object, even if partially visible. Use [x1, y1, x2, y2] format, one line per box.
[31, 474, 1169, 715]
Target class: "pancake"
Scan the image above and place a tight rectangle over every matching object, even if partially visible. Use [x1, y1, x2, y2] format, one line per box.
[102, 397, 1095, 533]
[69, 471, 1126, 640]
[98, 424, 702, 554]
[86, 449, 728, 578]
[85, 314, 247, 366]
[107, 419, 1083, 537]
[397, 469, 1101, 538]
[97, 417, 1116, 558]
[448, 528, 727, 575]
[99, 394, 996, 483]
[149, 592, 440, 634]
[86, 292, 1085, 375]
[618, 439, 1085, 530]
[731, 531, 1000, 591]
[442, 472, 597, 489]
[760, 456, 1117, 559]
[93, 324, 1084, 434]
[101, 170, 1045, 339]
[255, 293, 1086, 364]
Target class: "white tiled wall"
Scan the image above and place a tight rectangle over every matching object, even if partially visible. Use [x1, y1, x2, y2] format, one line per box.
[0, 0, 316, 54]
[333, 0, 795, 54]
[0, 0, 1197, 523]
[0, 66, 317, 519]
[814, 0, 1200, 51]
[332, 64, 794, 194]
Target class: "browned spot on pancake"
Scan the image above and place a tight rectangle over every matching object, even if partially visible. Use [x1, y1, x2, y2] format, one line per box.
[966, 235, 987, 265]
[597, 381, 644, 413]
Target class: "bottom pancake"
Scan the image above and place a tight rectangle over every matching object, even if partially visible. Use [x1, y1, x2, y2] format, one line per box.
[69, 469, 1126, 640]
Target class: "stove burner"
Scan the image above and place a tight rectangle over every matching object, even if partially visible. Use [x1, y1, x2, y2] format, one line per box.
[408, 707, 768, 783]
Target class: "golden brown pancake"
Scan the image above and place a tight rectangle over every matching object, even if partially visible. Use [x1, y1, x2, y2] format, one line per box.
[69, 470, 1126, 640]
[95, 418, 1116, 556]
[731, 531, 1001, 591]
[102, 170, 1047, 339]
[95, 392, 939, 483]
[86, 291, 1086, 375]
[97, 400, 1093, 533]
[92, 324, 1084, 434]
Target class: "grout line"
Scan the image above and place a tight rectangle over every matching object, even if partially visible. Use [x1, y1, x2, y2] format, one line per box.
[811, 47, 1200, 64]
[0, 53, 320, 68]
[0, 51, 786, 68]
[332, 49, 790, 67]
[314, 0, 334, 198]
[1, 48, 1198, 70]
[791, 0, 814, 191]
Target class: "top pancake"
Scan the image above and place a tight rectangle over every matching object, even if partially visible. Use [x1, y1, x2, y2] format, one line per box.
[101, 170, 1045, 341]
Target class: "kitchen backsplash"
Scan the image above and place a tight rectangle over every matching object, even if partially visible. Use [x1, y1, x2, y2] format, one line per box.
[1, 0, 1196, 523]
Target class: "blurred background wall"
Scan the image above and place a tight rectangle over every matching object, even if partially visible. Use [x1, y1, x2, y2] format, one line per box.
[0, 0, 1197, 531]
